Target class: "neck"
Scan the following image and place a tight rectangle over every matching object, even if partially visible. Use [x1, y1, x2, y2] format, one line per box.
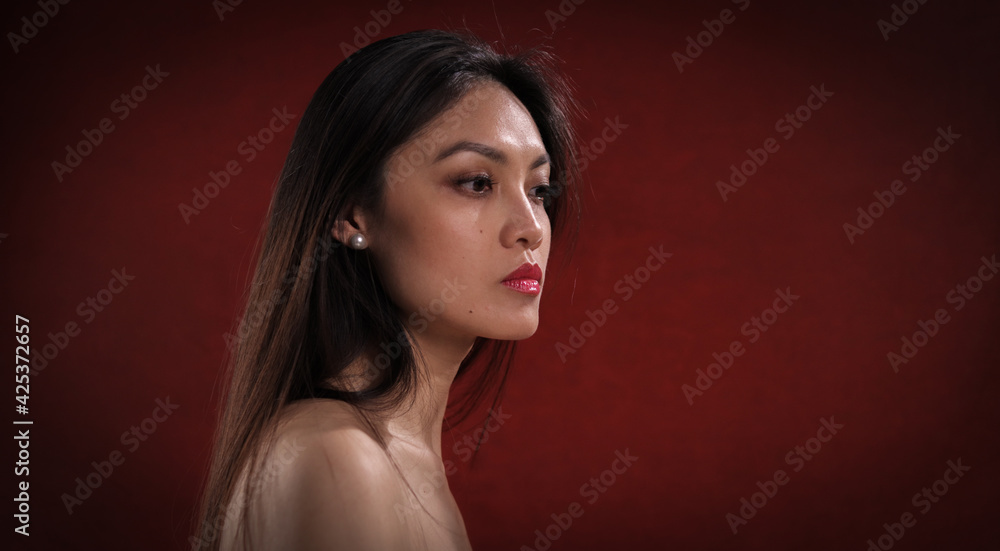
[345, 328, 475, 460]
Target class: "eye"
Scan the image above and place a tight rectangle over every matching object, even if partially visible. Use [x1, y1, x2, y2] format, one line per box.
[453, 173, 496, 195]
[531, 183, 560, 206]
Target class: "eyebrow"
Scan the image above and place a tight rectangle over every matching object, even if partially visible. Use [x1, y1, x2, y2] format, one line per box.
[432, 140, 550, 170]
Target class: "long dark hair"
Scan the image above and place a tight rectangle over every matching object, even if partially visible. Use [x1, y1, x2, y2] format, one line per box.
[192, 28, 582, 550]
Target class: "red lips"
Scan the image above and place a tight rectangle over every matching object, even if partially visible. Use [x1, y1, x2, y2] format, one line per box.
[503, 262, 542, 282]
[502, 263, 543, 296]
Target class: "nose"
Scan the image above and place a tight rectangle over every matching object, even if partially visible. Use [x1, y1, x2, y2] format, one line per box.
[500, 193, 545, 251]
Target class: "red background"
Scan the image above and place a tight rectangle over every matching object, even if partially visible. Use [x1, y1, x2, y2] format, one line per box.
[3, 0, 998, 549]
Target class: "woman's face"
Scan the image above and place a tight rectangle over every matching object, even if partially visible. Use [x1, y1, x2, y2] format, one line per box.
[362, 80, 553, 344]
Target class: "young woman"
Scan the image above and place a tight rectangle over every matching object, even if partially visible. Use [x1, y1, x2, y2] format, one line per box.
[193, 29, 582, 550]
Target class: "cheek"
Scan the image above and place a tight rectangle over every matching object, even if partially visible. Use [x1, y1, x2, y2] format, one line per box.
[542, 213, 552, 251]
[375, 203, 484, 315]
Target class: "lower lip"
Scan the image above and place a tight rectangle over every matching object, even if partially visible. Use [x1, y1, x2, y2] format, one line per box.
[502, 278, 541, 295]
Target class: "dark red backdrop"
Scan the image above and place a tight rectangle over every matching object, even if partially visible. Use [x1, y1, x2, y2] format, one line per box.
[3, 0, 998, 549]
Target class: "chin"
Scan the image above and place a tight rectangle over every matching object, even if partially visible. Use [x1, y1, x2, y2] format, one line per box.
[483, 330, 537, 342]
[482, 315, 540, 341]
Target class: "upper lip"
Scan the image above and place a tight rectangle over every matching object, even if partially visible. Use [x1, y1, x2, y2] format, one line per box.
[503, 262, 542, 282]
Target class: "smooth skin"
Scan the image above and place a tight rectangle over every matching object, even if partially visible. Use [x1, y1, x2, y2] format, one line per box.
[220, 80, 553, 550]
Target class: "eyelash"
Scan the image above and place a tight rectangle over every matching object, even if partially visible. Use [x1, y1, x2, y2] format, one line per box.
[452, 172, 557, 204]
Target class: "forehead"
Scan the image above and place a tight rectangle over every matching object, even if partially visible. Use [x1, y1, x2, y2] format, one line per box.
[405, 81, 547, 162]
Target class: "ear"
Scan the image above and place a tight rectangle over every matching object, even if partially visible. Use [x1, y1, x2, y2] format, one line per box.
[331, 205, 372, 247]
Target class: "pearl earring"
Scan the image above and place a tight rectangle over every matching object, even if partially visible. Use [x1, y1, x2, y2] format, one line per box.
[348, 233, 368, 250]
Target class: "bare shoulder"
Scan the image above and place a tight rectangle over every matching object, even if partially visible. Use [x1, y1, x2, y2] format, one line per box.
[233, 399, 409, 550]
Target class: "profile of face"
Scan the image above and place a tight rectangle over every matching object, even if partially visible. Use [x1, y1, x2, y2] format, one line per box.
[337, 80, 553, 345]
